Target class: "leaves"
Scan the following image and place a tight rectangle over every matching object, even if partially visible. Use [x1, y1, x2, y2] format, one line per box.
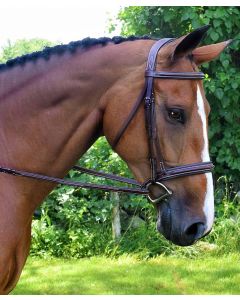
[215, 88, 224, 100]
[210, 31, 219, 42]
[0, 39, 55, 63]
[213, 19, 222, 28]
[231, 82, 238, 89]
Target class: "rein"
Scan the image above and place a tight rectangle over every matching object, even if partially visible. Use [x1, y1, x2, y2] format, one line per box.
[0, 165, 148, 194]
[0, 38, 214, 201]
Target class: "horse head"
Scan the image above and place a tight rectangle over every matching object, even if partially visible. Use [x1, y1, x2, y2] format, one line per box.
[104, 26, 231, 246]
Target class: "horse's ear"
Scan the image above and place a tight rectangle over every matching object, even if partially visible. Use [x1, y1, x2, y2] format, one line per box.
[172, 25, 210, 59]
[192, 40, 233, 65]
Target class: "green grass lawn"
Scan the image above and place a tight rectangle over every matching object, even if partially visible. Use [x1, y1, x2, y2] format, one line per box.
[12, 254, 240, 295]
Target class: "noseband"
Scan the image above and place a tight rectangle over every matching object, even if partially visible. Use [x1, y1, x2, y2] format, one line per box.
[112, 38, 214, 203]
[0, 38, 214, 203]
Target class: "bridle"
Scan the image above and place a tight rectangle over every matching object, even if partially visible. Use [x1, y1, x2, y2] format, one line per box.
[0, 38, 214, 203]
[112, 38, 214, 203]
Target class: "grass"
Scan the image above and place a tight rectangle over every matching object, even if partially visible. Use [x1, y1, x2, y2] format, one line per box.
[12, 254, 240, 295]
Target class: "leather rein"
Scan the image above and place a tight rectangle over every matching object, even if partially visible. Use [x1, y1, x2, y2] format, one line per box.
[0, 38, 214, 203]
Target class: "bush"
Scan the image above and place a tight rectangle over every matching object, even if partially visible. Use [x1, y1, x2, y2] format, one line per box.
[30, 174, 240, 259]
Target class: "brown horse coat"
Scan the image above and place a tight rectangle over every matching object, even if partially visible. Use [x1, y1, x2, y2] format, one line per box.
[0, 30, 230, 293]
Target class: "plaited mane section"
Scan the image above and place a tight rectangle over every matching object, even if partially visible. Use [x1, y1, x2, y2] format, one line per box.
[0, 35, 153, 72]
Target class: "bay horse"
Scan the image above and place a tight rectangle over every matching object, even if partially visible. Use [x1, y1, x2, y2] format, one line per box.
[0, 26, 230, 294]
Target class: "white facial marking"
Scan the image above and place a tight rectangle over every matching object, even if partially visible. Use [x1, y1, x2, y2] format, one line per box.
[196, 85, 214, 233]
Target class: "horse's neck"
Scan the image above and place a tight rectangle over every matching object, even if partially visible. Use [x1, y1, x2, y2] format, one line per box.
[0, 41, 150, 180]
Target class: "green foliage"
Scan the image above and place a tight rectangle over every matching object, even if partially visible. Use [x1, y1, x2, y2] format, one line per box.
[31, 179, 240, 259]
[31, 184, 113, 258]
[206, 176, 240, 254]
[31, 169, 240, 259]
[0, 38, 55, 63]
[30, 137, 152, 258]
[116, 6, 240, 187]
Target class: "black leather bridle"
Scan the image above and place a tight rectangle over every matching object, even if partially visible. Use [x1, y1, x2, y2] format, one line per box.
[0, 38, 214, 202]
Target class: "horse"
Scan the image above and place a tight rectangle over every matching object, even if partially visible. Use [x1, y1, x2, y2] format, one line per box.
[0, 25, 231, 294]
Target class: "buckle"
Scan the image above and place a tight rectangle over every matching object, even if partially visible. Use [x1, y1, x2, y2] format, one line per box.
[147, 182, 172, 204]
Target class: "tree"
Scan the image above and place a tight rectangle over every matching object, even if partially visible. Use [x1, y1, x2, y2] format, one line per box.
[0, 38, 55, 63]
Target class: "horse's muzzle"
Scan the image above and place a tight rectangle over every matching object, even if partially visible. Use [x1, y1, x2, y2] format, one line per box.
[156, 200, 208, 246]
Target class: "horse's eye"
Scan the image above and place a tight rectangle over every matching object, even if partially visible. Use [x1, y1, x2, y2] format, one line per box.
[168, 108, 185, 124]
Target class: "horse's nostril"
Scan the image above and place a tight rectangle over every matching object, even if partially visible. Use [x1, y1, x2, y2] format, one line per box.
[184, 222, 205, 240]
[185, 223, 199, 235]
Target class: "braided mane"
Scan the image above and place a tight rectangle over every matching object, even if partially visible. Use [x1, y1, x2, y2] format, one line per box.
[0, 35, 153, 72]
